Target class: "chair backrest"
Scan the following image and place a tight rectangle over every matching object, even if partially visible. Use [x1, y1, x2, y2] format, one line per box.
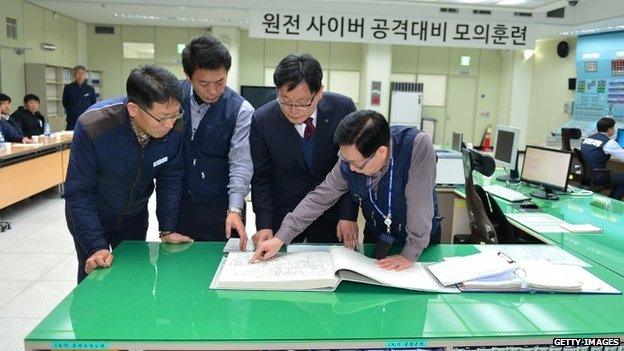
[462, 149, 499, 244]
[573, 148, 590, 184]
[475, 186, 516, 244]
[561, 128, 582, 151]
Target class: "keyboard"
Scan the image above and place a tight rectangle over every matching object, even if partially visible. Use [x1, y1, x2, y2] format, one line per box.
[482, 185, 531, 202]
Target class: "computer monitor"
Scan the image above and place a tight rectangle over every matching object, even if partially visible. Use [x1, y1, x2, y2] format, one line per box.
[521, 145, 573, 200]
[493, 125, 520, 183]
[616, 128, 624, 148]
[240, 85, 277, 109]
[452, 132, 463, 152]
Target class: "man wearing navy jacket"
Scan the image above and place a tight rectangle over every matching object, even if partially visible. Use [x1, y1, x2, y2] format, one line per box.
[177, 35, 254, 250]
[250, 53, 359, 246]
[62, 65, 97, 130]
[65, 65, 192, 283]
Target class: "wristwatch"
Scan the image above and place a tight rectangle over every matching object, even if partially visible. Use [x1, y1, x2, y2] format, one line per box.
[227, 207, 243, 216]
[159, 230, 172, 239]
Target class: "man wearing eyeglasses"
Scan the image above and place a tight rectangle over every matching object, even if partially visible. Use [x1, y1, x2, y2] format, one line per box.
[177, 35, 254, 250]
[252, 110, 441, 271]
[65, 65, 192, 283]
[250, 53, 359, 247]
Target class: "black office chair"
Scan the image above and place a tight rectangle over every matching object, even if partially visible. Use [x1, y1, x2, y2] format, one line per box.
[460, 149, 516, 244]
[573, 148, 611, 193]
[561, 128, 582, 152]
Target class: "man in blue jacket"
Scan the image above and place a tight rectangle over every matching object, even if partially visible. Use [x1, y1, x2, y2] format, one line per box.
[65, 65, 192, 283]
[250, 54, 359, 246]
[252, 110, 441, 271]
[62, 65, 97, 130]
[177, 35, 253, 250]
[0, 93, 31, 143]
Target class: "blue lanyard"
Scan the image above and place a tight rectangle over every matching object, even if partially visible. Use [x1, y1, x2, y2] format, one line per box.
[368, 157, 394, 233]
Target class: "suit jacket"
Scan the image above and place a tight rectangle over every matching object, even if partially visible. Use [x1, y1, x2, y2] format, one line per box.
[250, 92, 358, 241]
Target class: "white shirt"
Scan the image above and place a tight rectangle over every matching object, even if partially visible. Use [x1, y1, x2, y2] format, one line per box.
[603, 138, 624, 161]
[293, 110, 317, 138]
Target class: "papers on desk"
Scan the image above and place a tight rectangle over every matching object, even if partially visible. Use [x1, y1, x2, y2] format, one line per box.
[458, 259, 620, 294]
[12, 143, 44, 148]
[223, 238, 254, 253]
[506, 213, 602, 234]
[427, 252, 518, 286]
[476, 244, 590, 267]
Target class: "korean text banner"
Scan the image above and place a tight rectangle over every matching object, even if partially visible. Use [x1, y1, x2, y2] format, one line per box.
[250, 11, 536, 49]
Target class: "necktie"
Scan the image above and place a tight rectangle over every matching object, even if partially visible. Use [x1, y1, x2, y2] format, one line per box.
[303, 117, 316, 140]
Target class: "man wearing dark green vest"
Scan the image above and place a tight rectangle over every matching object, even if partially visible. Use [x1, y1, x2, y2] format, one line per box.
[252, 110, 441, 270]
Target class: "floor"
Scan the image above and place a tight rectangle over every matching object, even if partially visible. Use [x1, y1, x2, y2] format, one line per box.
[0, 189, 257, 350]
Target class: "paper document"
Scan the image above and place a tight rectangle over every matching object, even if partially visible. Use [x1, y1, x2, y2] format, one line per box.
[507, 213, 570, 233]
[223, 238, 254, 253]
[426, 252, 518, 286]
[559, 223, 602, 233]
[476, 245, 590, 267]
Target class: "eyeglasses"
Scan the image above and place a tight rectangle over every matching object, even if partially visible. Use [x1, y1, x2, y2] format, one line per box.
[276, 91, 317, 110]
[337, 149, 376, 170]
[137, 104, 184, 124]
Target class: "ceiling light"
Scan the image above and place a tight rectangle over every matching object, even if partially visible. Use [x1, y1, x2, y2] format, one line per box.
[497, 0, 526, 5]
[582, 52, 600, 59]
[460, 56, 471, 66]
[617, 51, 624, 58]
[523, 49, 534, 60]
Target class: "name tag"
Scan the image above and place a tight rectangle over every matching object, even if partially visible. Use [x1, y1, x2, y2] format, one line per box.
[84, 93, 90, 97]
[153, 157, 168, 168]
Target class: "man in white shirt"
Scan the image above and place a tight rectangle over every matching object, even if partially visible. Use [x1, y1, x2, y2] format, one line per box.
[580, 117, 624, 199]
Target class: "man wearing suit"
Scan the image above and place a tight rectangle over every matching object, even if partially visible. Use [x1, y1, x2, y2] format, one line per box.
[250, 53, 359, 246]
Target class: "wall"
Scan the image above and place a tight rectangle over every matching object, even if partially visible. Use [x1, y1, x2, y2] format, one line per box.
[0, 0, 84, 103]
[526, 38, 577, 145]
[87, 25, 207, 99]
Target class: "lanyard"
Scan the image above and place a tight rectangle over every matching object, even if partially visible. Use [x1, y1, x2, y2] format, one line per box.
[368, 157, 394, 233]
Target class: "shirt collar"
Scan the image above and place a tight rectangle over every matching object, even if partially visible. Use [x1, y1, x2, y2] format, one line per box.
[129, 117, 150, 148]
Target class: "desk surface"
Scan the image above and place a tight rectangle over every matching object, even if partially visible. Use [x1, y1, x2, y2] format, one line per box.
[455, 180, 624, 278]
[0, 133, 72, 164]
[26, 242, 624, 349]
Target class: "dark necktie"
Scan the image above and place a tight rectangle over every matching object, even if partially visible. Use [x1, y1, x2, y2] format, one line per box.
[303, 117, 316, 140]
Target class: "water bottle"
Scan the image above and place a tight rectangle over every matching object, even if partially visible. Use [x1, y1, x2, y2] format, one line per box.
[44, 122, 51, 143]
[0, 129, 5, 152]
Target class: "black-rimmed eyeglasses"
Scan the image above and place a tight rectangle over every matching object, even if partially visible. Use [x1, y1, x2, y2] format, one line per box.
[138, 104, 184, 124]
[276, 91, 317, 110]
[337, 149, 375, 170]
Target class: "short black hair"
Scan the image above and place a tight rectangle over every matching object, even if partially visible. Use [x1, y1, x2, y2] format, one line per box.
[0, 93, 10, 103]
[126, 65, 183, 109]
[182, 35, 231, 77]
[73, 65, 86, 72]
[333, 110, 390, 158]
[273, 53, 323, 93]
[23, 94, 40, 104]
[597, 117, 616, 133]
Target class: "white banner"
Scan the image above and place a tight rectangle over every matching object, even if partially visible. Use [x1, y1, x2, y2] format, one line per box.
[250, 11, 536, 49]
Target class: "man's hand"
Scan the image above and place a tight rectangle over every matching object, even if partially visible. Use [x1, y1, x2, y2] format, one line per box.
[225, 212, 248, 251]
[336, 220, 359, 249]
[160, 232, 194, 244]
[85, 249, 114, 274]
[376, 254, 414, 271]
[252, 229, 273, 245]
[249, 237, 284, 263]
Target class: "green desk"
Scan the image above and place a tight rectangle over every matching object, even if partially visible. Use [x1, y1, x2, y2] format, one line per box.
[454, 180, 624, 278]
[25, 242, 624, 350]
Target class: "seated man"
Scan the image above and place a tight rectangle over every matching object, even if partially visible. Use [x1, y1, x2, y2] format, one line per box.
[10, 94, 45, 137]
[0, 93, 31, 143]
[580, 117, 624, 200]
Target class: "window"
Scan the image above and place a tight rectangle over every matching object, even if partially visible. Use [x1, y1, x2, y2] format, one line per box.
[123, 42, 154, 59]
[6, 17, 17, 40]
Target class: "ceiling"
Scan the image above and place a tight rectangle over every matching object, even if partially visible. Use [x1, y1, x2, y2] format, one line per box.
[28, 0, 624, 39]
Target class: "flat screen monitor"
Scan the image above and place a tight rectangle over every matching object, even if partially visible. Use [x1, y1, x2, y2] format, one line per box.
[240, 85, 276, 109]
[521, 145, 573, 200]
[452, 132, 463, 152]
[493, 125, 520, 182]
[616, 128, 624, 148]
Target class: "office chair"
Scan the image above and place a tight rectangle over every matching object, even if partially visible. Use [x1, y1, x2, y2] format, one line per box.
[460, 149, 516, 244]
[561, 128, 582, 151]
[573, 148, 611, 193]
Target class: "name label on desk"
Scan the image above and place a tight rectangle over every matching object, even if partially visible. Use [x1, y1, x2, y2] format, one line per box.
[51, 341, 109, 349]
[153, 156, 168, 168]
[385, 340, 428, 348]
